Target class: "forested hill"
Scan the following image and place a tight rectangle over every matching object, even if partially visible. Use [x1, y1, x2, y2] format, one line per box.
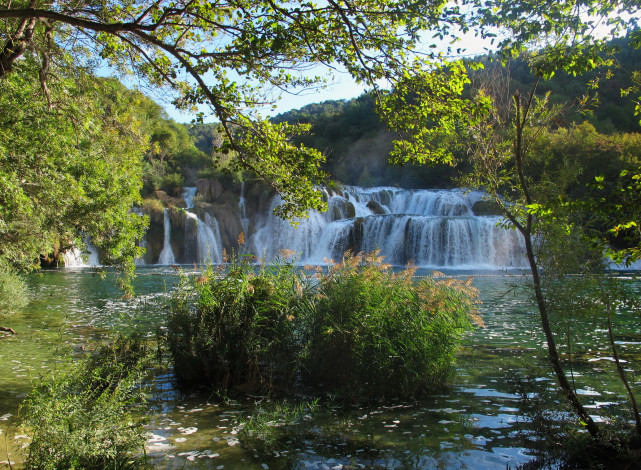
[272, 37, 641, 189]
[143, 36, 641, 194]
[505, 36, 641, 134]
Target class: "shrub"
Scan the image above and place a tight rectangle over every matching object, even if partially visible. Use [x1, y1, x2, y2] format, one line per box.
[166, 251, 480, 401]
[166, 255, 310, 393]
[20, 335, 151, 470]
[301, 251, 480, 400]
[0, 261, 29, 317]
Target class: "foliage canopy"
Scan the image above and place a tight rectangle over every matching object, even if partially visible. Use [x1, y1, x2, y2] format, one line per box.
[0, 0, 469, 218]
[0, 56, 147, 279]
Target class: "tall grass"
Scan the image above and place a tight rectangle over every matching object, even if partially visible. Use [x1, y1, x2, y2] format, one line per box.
[166, 251, 480, 401]
[19, 335, 151, 470]
[300, 251, 480, 400]
[167, 254, 310, 393]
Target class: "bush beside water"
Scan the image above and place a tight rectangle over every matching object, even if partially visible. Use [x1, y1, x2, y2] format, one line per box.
[19, 335, 151, 470]
[167, 255, 308, 392]
[167, 251, 480, 400]
[301, 252, 480, 400]
[0, 261, 29, 317]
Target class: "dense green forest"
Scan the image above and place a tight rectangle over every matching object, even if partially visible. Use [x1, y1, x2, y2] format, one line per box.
[273, 37, 641, 189]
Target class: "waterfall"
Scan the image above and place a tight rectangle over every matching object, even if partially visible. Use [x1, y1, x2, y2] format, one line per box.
[158, 208, 176, 265]
[175, 187, 223, 265]
[184, 212, 223, 264]
[61, 239, 100, 267]
[182, 187, 198, 209]
[250, 195, 328, 262]
[238, 181, 250, 236]
[249, 187, 527, 269]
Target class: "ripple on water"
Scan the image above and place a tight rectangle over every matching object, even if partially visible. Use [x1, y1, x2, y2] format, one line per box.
[2, 268, 639, 469]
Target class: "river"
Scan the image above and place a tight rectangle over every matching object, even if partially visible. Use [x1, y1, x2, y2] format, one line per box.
[1, 266, 639, 469]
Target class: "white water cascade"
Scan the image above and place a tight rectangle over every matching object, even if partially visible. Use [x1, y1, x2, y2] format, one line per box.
[249, 187, 527, 269]
[158, 208, 177, 265]
[178, 187, 223, 265]
[238, 181, 250, 236]
[61, 240, 100, 267]
[184, 212, 223, 264]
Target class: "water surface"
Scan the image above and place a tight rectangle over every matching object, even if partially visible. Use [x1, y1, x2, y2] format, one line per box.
[1, 267, 639, 469]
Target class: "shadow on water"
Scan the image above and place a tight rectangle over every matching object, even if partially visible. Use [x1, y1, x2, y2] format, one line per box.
[1, 267, 639, 469]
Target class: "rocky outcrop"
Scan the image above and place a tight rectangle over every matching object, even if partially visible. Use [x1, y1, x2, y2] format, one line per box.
[347, 217, 364, 253]
[331, 198, 356, 220]
[472, 199, 503, 216]
[153, 190, 186, 208]
[195, 179, 224, 202]
[142, 199, 165, 225]
[245, 180, 275, 218]
[377, 189, 393, 207]
[366, 200, 386, 215]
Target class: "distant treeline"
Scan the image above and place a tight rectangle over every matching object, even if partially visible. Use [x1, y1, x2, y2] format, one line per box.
[141, 37, 641, 195]
[272, 36, 641, 189]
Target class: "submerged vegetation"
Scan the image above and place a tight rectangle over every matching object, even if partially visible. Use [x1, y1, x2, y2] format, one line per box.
[166, 251, 479, 401]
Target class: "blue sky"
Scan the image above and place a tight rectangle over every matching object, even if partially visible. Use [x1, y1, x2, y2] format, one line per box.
[153, 27, 496, 123]
[161, 69, 366, 123]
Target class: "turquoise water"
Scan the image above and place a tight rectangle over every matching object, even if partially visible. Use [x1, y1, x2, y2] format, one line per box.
[1, 267, 639, 469]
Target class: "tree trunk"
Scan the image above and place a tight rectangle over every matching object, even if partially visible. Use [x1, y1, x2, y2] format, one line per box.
[606, 300, 641, 435]
[512, 89, 600, 437]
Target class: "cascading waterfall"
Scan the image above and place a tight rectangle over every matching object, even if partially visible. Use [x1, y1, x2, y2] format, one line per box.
[184, 212, 223, 264]
[176, 187, 223, 265]
[182, 187, 198, 209]
[61, 240, 100, 267]
[59, 184, 628, 270]
[238, 181, 250, 236]
[249, 187, 527, 269]
[158, 208, 177, 265]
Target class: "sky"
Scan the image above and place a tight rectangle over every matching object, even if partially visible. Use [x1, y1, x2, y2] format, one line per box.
[161, 68, 367, 123]
[155, 29, 497, 123]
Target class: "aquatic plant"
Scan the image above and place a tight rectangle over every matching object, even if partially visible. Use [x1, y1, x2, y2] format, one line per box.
[239, 399, 320, 454]
[301, 251, 480, 400]
[167, 254, 310, 393]
[19, 334, 151, 470]
[0, 260, 29, 317]
[167, 251, 479, 401]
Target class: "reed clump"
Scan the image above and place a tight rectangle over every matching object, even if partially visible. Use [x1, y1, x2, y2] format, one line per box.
[166, 251, 479, 401]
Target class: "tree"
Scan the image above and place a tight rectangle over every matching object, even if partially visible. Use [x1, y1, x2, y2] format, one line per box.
[0, 0, 468, 218]
[0, 54, 147, 283]
[378, 0, 641, 447]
